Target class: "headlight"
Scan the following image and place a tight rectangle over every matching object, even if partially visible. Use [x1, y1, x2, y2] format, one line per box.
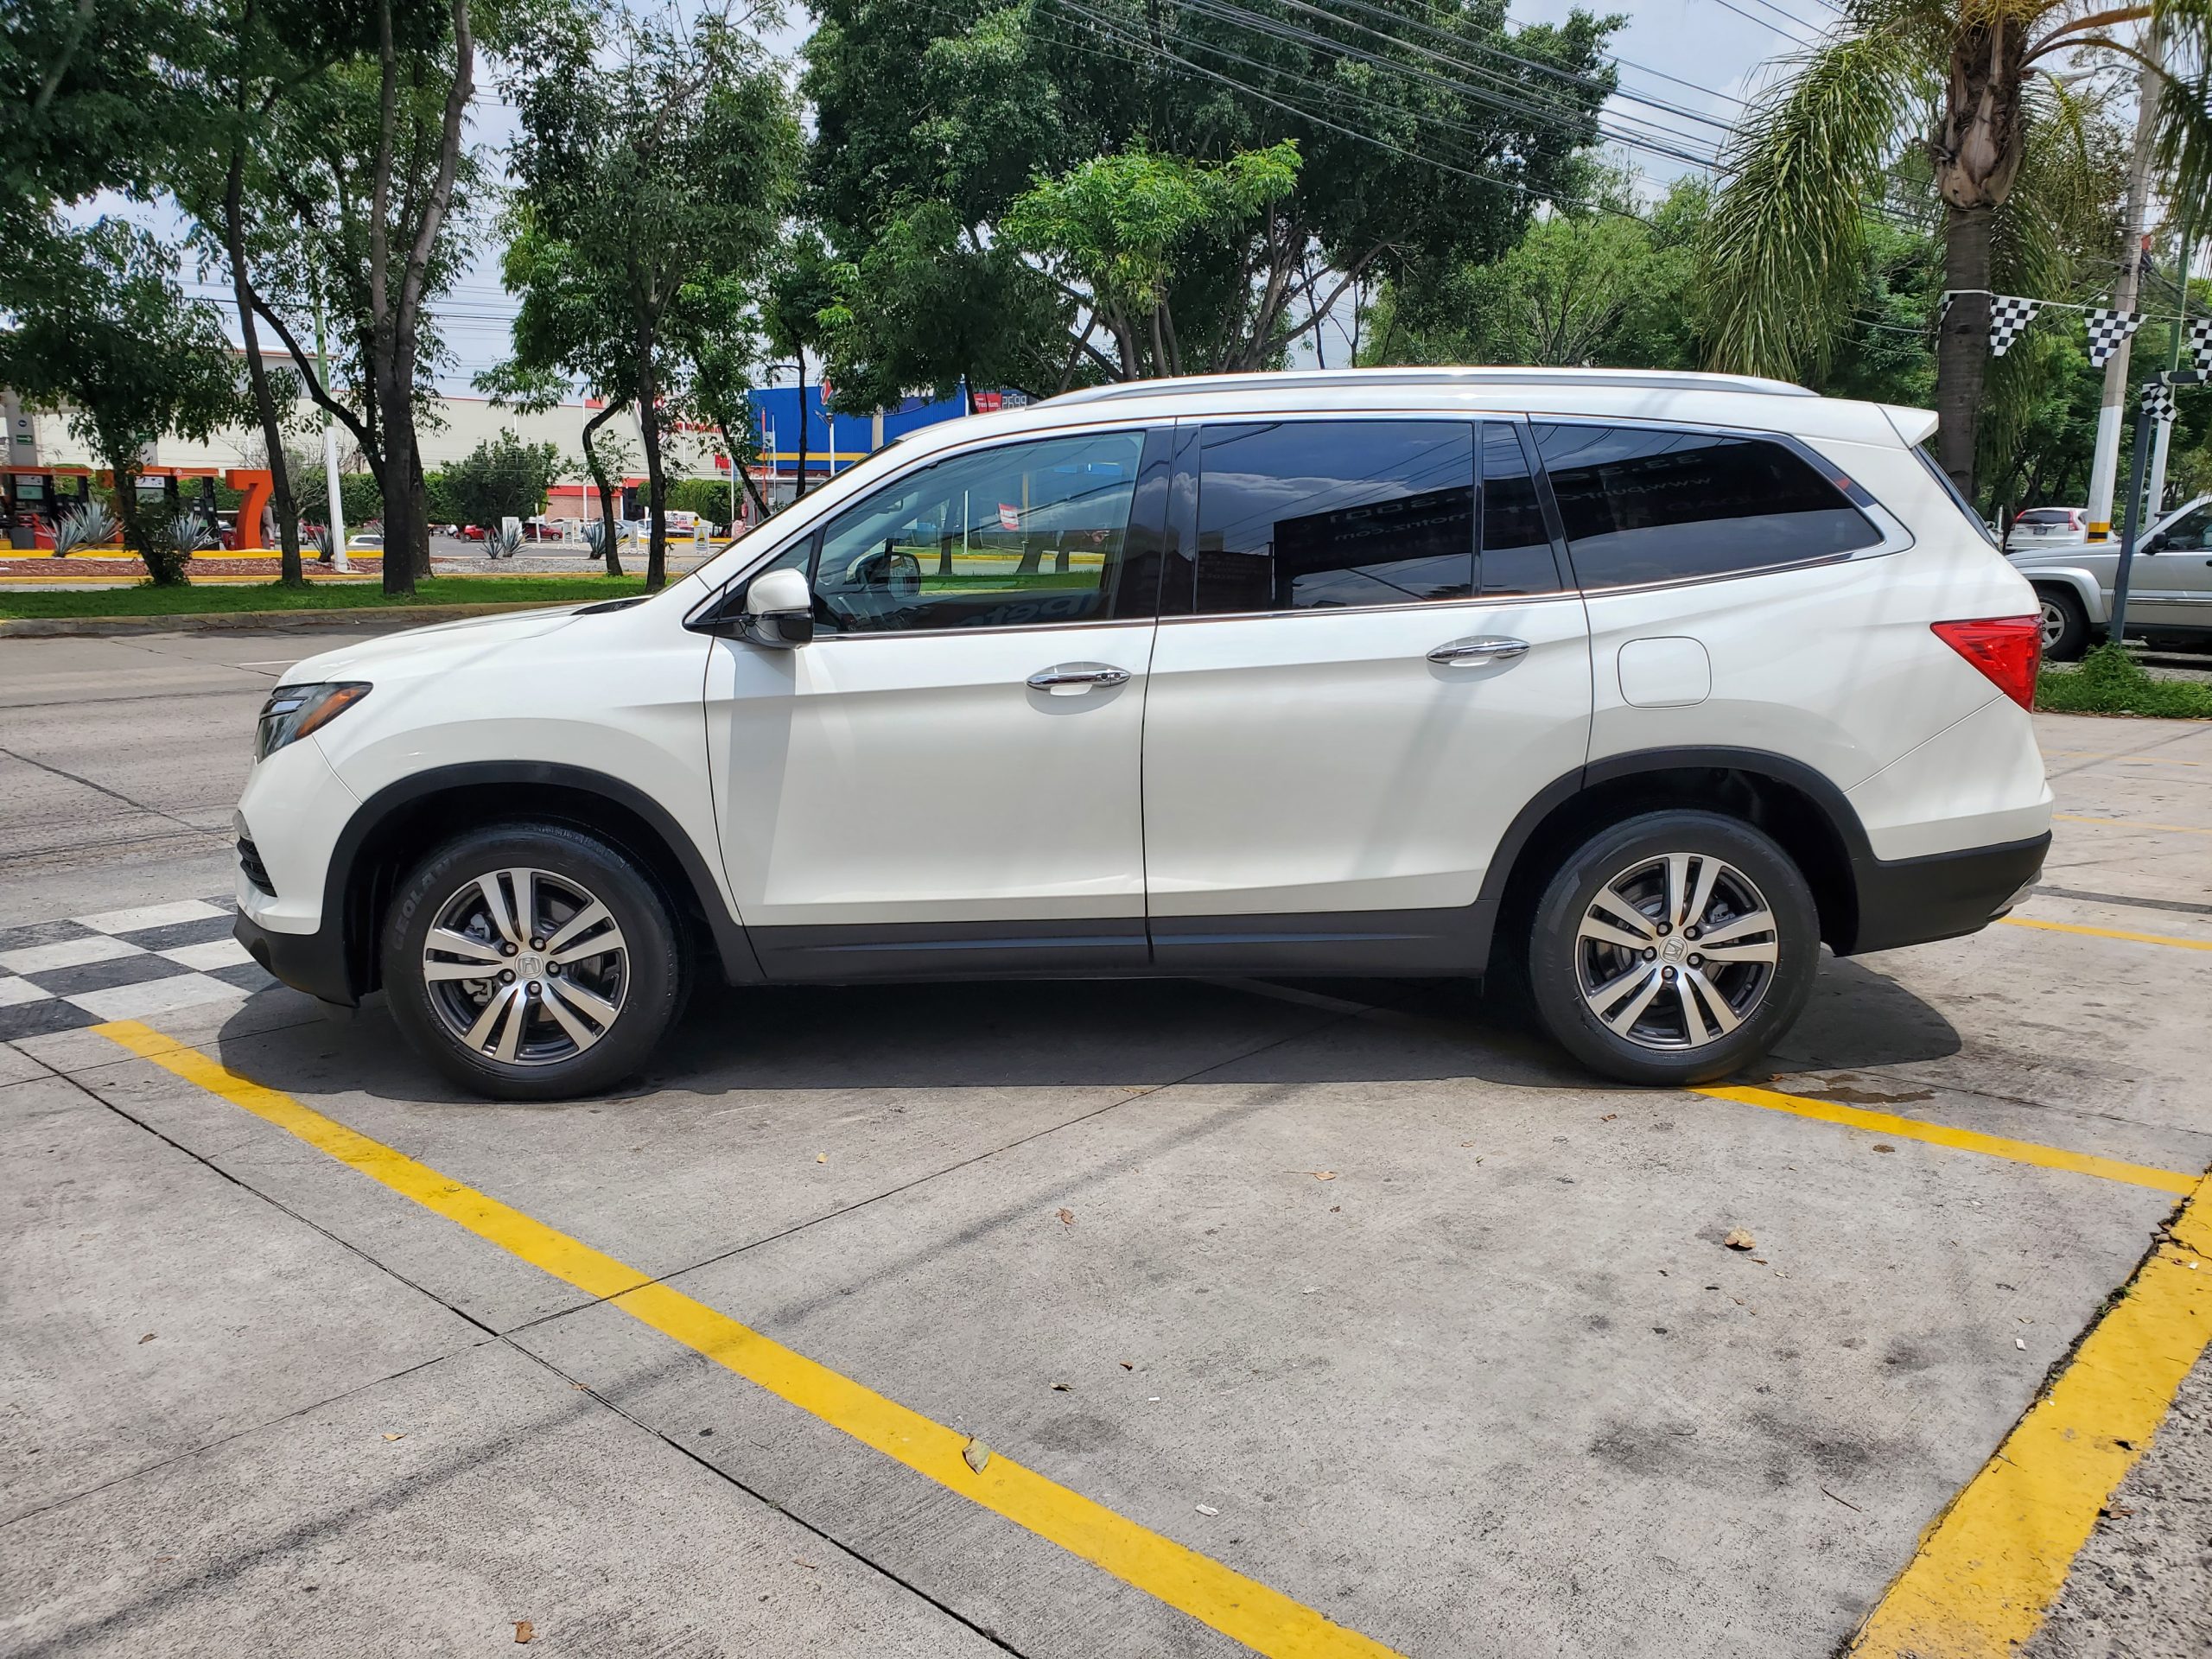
[256, 682, 371, 760]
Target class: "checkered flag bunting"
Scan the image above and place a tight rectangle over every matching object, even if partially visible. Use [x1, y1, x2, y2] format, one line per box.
[1987, 296, 2040, 356]
[2188, 315, 2212, 372]
[2084, 308, 2143, 367]
[2141, 380, 2177, 425]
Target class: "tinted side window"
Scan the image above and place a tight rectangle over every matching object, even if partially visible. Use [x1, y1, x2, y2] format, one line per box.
[1478, 423, 1560, 595]
[810, 430, 1146, 632]
[1534, 423, 1880, 589]
[1192, 421, 1473, 613]
[2162, 503, 2211, 551]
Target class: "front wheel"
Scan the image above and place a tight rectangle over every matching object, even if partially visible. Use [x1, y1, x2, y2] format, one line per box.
[1525, 811, 1821, 1086]
[383, 822, 684, 1101]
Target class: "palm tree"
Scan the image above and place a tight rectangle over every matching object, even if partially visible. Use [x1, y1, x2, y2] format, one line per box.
[1701, 0, 2211, 496]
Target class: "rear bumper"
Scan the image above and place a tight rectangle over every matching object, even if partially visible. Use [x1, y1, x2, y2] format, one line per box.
[1844, 833, 2049, 955]
[234, 907, 357, 1006]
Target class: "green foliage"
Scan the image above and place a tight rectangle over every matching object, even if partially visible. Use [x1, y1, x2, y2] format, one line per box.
[1366, 178, 1707, 371]
[1004, 143, 1301, 372]
[804, 0, 1618, 391]
[2036, 643, 2212, 719]
[434, 429, 561, 528]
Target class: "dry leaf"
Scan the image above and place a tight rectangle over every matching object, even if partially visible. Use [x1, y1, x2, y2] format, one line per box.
[963, 1438, 991, 1472]
[513, 1620, 534, 1644]
[794, 1559, 817, 1570]
[1056, 1207, 1073, 1225]
[1194, 1503, 1220, 1516]
[1724, 1230, 1756, 1250]
[138, 1333, 156, 1344]
[1872, 1144, 1896, 1154]
[381, 1433, 405, 1442]
[1052, 1382, 1071, 1391]
[815, 1153, 827, 1164]
[1309, 1171, 1338, 1181]
[1120, 1361, 1135, 1370]
[1600, 1114, 1618, 1122]
[1329, 1205, 1341, 1213]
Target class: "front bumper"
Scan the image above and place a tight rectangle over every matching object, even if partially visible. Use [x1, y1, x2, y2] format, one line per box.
[1845, 833, 2050, 955]
[234, 906, 356, 1006]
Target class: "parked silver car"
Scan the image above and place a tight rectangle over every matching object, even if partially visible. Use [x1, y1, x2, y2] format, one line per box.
[2005, 495, 2212, 658]
[2002, 505, 2086, 551]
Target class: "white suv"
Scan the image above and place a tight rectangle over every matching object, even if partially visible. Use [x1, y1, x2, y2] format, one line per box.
[233, 369, 2053, 1099]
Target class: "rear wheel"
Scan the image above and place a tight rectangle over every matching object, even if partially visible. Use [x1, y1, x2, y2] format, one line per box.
[383, 822, 683, 1101]
[2036, 587, 2091, 661]
[1526, 811, 1821, 1086]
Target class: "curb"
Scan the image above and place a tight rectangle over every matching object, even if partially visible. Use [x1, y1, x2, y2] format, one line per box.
[0, 601, 567, 639]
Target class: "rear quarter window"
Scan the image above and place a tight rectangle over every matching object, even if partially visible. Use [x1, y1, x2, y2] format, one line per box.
[1534, 423, 1883, 589]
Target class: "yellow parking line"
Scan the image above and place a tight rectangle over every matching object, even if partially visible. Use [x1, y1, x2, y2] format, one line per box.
[2053, 813, 2212, 836]
[1847, 1172, 2212, 1656]
[1999, 916, 2212, 952]
[1695, 1085, 2197, 1195]
[92, 1019, 1402, 1659]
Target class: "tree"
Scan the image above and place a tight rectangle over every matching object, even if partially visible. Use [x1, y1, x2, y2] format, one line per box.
[506, 3, 799, 586]
[437, 429, 560, 527]
[762, 228, 838, 499]
[0, 222, 245, 584]
[1700, 0, 2212, 496]
[1002, 142, 1303, 378]
[1365, 176, 1709, 371]
[804, 0, 1617, 399]
[170, 0, 385, 588]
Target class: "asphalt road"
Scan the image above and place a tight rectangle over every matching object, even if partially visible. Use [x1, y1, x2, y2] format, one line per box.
[2, 626, 2208, 1659]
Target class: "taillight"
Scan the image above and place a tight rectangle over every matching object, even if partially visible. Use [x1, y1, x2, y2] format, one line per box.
[1932, 616, 2042, 710]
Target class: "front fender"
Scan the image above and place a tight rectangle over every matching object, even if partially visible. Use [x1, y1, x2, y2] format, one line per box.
[2019, 567, 2108, 624]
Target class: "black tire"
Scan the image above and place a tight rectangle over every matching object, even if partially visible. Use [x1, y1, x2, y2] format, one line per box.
[1525, 810, 1821, 1087]
[382, 821, 684, 1101]
[2036, 586, 2091, 662]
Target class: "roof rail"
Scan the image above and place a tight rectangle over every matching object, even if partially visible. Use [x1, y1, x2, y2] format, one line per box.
[1043, 365, 1818, 405]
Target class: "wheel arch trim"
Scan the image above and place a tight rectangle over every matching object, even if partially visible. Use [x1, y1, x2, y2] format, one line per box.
[328, 760, 760, 1000]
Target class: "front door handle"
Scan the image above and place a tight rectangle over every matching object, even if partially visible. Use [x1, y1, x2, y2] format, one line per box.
[1427, 636, 1529, 665]
[1027, 662, 1131, 696]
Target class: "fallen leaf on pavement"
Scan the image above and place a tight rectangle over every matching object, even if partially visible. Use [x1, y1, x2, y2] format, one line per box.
[1724, 1230, 1756, 1250]
[963, 1438, 992, 1472]
[1056, 1207, 1073, 1224]
[1120, 1361, 1134, 1370]
[138, 1333, 156, 1344]
[1872, 1144, 1895, 1154]
[513, 1620, 534, 1644]
[1600, 1114, 1618, 1122]
[382, 1433, 405, 1442]
[815, 1153, 827, 1164]
[1308, 1171, 1338, 1181]
[1329, 1205, 1341, 1212]
[1052, 1382, 1071, 1391]
[794, 1559, 817, 1570]
[1194, 1503, 1220, 1516]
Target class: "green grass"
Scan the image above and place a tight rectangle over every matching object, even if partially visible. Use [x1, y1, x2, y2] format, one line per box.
[0, 575, 652, 620]
[2037, 643, 2212, 719]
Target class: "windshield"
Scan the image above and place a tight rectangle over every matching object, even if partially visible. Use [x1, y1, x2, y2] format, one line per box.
[1913, 443, 1996, 547]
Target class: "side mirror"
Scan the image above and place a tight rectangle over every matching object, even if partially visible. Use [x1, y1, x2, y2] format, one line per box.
[737, 566, 815, 648]
[2140, 530, 2168, 556]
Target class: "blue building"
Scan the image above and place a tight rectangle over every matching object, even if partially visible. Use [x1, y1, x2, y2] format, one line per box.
[745, 386, 982, 481]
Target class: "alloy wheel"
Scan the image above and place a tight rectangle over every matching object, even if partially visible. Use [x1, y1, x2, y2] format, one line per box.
[2038, 599, 2065, 650]
[1573, 853, 1779, 1051]
[420, 867, 629, 1065]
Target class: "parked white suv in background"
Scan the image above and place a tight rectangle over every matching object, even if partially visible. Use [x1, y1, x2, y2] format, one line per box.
[234, 368, 2052, 1100]
[2006, 494, 2212, 658]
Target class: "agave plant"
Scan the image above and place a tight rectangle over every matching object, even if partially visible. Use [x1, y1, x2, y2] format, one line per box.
[1701, 0, 2212, 495]
[305, 523, 338, 562]
[137, 512, 219, 587]
[581, 518, 609, 561]
[49, 500, 118, 557]
[483, 522, 524, 561]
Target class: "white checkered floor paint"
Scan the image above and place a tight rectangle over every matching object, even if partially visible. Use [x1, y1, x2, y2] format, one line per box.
[0, 898, 276, 1040]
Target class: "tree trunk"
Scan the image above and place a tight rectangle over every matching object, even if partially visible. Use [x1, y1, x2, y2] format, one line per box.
[1936, 206, 1994, 499]
[410, 450, 432, 578]
[377, 354, 417, 595]
[582, 402, 625, 575]
[637, 326, 667, 592]
[224, 154, 302, 587]
[791, 355, 809, 500]
[105, 449, 165, 586]
[719, 422, 772, 520]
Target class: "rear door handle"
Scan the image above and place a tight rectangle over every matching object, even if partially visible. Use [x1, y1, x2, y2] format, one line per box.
[1427, 636, 1529, 665]
[1027, 662, 1131, 695]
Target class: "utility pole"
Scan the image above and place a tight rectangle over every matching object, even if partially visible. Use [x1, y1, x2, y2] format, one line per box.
[2145, 208, 2200, 516]
[2083, 22, 2164, 542]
